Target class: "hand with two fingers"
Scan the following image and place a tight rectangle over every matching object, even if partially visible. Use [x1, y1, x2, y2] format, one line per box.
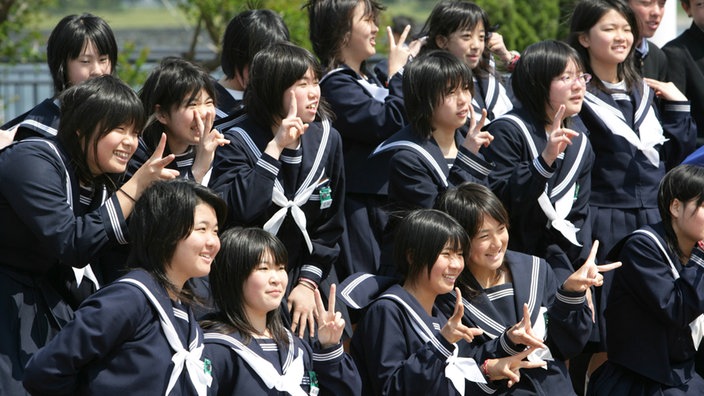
[483, 347, 547, 387]
[387, 25, 413, 79]
[440, 288, 484, 344]
[542, 105, 579, 166]
[267, 90, 307, 159]
[463, 107, 493, 154]
[192, 109, 229, 183]
[562, 240, 621, 294]
[314, 284, 346, 348]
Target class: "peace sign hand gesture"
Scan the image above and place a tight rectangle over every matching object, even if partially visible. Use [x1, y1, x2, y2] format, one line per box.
[267, 90, 307, 159]
[387, 25, 412, 79]
[506, 303, 547, 349]
[563, 240, 622, 293]
[462, 107, 492, 154]
[314, 284, 346, 349]
[440, 288, 484, 344]
[541, 105, 578, 166]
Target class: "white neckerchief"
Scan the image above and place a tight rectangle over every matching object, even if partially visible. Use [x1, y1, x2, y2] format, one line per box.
[380, 293, 485, 394]
[527, 306, 553, 368]
[500, 115, 585, 246]
[583, 81, 666, 167]
[204, 332, 307, 396]
[120, 278, 211, 395]
[237, 120, 331, 253]
[632, 230, 704, 350]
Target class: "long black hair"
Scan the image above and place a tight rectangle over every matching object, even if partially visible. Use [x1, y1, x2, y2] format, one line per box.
[658, 165, 704, 262]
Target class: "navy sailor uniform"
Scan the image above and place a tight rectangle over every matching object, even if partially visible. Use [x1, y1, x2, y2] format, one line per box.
[203, 329, 361, 395]
[471, 74, 514, 125]
[588, 223, 704, 394]
[436, 250, 591, 395]
[127, 137, 198, 180]
[212, 80, 246, 133]
[0, 137, 129, 395]
[1, 98, 60, 141]
[23, 269, 211, 395]
[483, 107, 594, 282]
[347, 281, 484, 396]
[320, 64, 407, 276]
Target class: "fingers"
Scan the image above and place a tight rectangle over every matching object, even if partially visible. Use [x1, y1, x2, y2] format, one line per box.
[308, 312, 316, 338]
[551, 105, 566, 131]
[586, 240, 599, 263]
[204, 108, 215, 132]
[597, 262, 622, 273]
[194, 109, 204, 134]
[152, 133, 168, 159]
[452, 288, 465, 321]
[386, 26, 396, 47]
[522, 303, 532, 332]
[475, 109, 488, 134]
[328, 283, 337, 316]
[396, 24, 411, 47]
[313, 288, 325, 322]
[287, 90, 298, 119]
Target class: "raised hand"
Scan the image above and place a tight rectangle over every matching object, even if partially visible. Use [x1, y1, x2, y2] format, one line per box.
[506, 303, 547, 349]
[387, 25, 412, 79]
[562, 240, 622, 294]
[484, 346, 547, 387]
[541, 105, 578, 166]
[314, 284, 346, 348]
[268, 90, 307, 158]
[440, 288, 484, 344]
[462, 107, 492, 154]
[192, 109, 229, 184]
[131, 133, 179, 189]
[487, 31, 512, 64]
[287, 281, 317, 339]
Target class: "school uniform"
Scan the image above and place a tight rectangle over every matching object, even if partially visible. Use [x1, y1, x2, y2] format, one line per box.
[126, 137, 198, 180]
[1, 98, 60, 141]
[663, 23, 704, 139]
[209, 114, 344, 289]
[23, 269, 211, 395]
[320, 64, 406, 275]
[0, 137, 129, 395]
[436, 250, 591, 395]
[635, 39, 669, 81]
[345, 280, 485, 396]
[212, 80, 245, 133]
[203, 328, 361, 395]
[471, 74, 514, 124]
[483, 108, 594, 282]
[587, 223, 704, 395]
[580, 80, 696, 347]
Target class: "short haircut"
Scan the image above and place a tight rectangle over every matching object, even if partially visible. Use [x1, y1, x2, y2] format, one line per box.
[57, 75, 145, 189]
[394, 209, 469, 286]
[221, 9, 290, 80]
[139, 56, 216, 150]
[245, 42, 331, 127]
[658, 165, 704, 261]
[418, 0, 493, 76]
[403, 50, 473, 139]
[567, 0, 641, 94]
[47, 13, 118, 95]
[511, 40, 585, 126]
[435, 182, 510, 240]
[127, 179, 227, 302]
[305, 0, 385, 69]
[204, 227, 290, 345]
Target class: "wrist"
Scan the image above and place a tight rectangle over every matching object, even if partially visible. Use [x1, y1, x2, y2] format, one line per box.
[298, 277, 317, 291]
[505, 50, 520, 72]
[481, 359, 492, 381]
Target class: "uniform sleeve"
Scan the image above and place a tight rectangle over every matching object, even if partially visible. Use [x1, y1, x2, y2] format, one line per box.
[659, 99, 697, 170]
[321, 72, 406, 145]
[618, 235, 704, 327]
[23, 284, 148, 394]
[352, 301, 460, 396]
[208, 129, 280, 225]
[483, 119, 555, 214]
[662, 44, 690, 94]
[312, 343, 362, 396]
[300, 131, 346, 285]
[447, 146, 492, 187]
[0, 143, 129, 273]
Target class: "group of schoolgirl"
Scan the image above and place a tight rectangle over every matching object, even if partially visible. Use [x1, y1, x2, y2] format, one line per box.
[1, 0, 703, 395]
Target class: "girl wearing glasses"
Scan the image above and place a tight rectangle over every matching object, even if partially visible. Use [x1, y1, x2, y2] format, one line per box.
[482, 40, 595, 287]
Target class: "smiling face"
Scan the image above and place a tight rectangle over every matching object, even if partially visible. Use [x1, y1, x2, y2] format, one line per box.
[86, 124, 139, 176]
[157, 88, 215, 154]
[166, 203, 220, 289]
[438, 21, 486, 70]
[414, 242, 464, 296]
[547, 59, 586, 120]
[341, 1, 379, 67]
[243, 249, 289, 320]
[66, 40, 112, 87]
[468, 215, 508, 279]
[579, 9, 634, 73]
[629, 0, 666, 39]
[671, 198, 704, 256]
[431, 83, 472, 134]
[281, 68, 321, 123]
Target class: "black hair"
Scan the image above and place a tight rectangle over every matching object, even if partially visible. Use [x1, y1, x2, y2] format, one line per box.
[57, 75, 145, 190]
[418, 0, 494, 77]
[658, 165, 704, 262]
[139, 56, 217, 151]
[221, 9, 290, 80]
[511, 40, 585, 126]
[47, 13, 118, 95]
[394, 209, 469, 286]
[127, 179, 227, 304]
[305, 0, 385, 70]
[201, 227, 290, 345]
[567, 0, 641, 94]
[391, 14, 418, 36]
[403, 50, 473, 139]
[245, 42, 331, 128]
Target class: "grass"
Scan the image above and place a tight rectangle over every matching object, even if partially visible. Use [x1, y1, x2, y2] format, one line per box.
[35, 6, 188, 31]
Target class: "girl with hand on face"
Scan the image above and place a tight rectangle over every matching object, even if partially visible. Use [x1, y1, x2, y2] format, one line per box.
[305, 0, 415, 276]
[23, 179, 226, 395]
[588, 165, 704, 395]
[482, 40, 595, 284]
[419, 0, 515, 126]
[201, 227, 362, 396]
[435, 182, 620, 395]
[2, 13, 117, 143]
[129, 57, 229, 185]
[345, 209, 544, 396]
[209, 42, 347, 340]
[0, 75, 179, 395]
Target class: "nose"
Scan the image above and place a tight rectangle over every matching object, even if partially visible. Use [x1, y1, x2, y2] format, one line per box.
[450, 253, 464, 269]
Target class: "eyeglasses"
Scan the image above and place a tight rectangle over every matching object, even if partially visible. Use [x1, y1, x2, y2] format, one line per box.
[556, 73, 592, 85]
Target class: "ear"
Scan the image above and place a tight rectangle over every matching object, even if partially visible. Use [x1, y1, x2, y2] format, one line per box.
[681, 0, 692, 16]
[670, 198, 682, 219]
[154, 104, 169, 124]
[435, 35, 449, 49]
[578, 33, 590, 48]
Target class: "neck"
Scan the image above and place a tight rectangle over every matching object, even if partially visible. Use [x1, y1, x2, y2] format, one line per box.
[590, 60, 619, 84]
[432, 129, 457, 157]
[219, 76, 245, 91]
[245, 310, 269, 337]
[340, 53, 364, 77]
[167, 139, 189, 156]
[403, 282, 436, 316]
[470, 265, 504, 289]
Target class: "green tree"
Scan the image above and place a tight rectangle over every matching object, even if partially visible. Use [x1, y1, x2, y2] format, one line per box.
[477, 0, 561, 52]
[0, 0, 54, 63]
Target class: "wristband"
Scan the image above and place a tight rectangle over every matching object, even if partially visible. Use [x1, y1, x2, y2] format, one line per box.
[298, 277, 317, 291]
[481, 360, 491, 381]
[506, 51, 521, 73]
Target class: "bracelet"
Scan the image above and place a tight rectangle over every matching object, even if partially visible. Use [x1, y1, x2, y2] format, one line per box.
[298, 277, 318, 291]
[481, 359, 491, 380]
[506, 51, 521, 73]
[118, 187, 137, 203]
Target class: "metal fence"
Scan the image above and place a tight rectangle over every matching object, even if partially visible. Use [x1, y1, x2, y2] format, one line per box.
[0, 63, 53, 125]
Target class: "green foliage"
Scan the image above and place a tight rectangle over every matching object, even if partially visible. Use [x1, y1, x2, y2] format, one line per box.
[477, 0, 561, 52]
[0, 0, 54, 63]
[116, 40, 151, 88]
